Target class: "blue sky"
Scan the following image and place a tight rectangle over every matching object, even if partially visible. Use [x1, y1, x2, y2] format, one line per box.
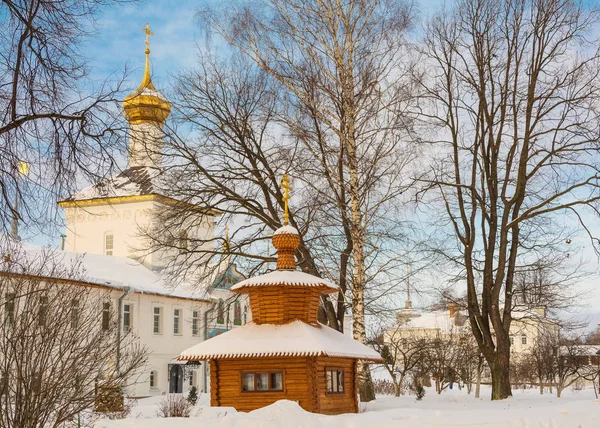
[31, 0, 600, 325]
[84, 0, 206, 93]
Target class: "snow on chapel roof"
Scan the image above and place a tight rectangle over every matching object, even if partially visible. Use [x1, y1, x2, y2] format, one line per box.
[231, 270, 338, 291]
[178, 320, 382, 361]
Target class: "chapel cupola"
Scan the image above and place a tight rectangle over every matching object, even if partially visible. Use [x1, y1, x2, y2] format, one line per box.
[230, 174, 338, 325]
[122, 23, 171, 168]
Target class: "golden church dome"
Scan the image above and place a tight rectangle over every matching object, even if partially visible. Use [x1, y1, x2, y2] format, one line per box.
[122, 23, 171, 125]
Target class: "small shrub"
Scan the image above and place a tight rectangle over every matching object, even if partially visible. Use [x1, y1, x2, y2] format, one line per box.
[157, 394, 192, 418]
[372, 379, 396, 395]
[415, 384, 426, 401]
[187, 386, 198, 406]
[94, 386, 124, 413]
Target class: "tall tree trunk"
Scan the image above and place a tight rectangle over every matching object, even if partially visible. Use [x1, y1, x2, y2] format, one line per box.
[489, 354, 512, 400]
[352, 282, 374, 401]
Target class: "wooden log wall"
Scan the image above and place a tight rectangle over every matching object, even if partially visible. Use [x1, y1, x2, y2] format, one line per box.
[314, 356, 357, 415]
[209, 356, 317, 413]
[248, 286, 324, 325]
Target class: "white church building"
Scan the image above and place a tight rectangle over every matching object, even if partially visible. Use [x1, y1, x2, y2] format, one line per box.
[2, 25, 248, 398]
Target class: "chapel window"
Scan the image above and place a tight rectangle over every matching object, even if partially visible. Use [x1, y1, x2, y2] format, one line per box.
[241, 372, 283, 392]
[521, 334, 527, 345]
[153, 306, 162, 334]
[104, 233, 114, 256]
[217, 300, 224, 324]
[326, 368, 344, 394]
[150, 371, 156, 388]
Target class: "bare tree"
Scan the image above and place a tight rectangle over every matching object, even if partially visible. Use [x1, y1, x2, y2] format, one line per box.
[0, 240, 147, 427]
[194, 0, 417, 402]
[370, 328, 431, 396]
[0, 0, 136, 237]
[456, 334, 484, 395]
[554, 338, 590, 398]
[418, 0, 600, 399]
[423, 328, 464, 394]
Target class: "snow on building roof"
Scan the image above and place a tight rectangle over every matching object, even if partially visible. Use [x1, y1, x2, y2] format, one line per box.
[63, 166, 162, 201]
[231, 270, 338, 291]
[558, 345, 600, 356]
[273, 225, 299, 236]
[398, 310, 468, 334]
[177, 320, 382, 361]
[0, 242, 209, 301]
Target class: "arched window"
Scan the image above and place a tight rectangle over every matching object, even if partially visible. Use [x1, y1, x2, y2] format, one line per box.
[149, 370, 157, 388]
[104, 232, 114, 256]
[234, 302, 242, 325]
[217, 300, 224, 324]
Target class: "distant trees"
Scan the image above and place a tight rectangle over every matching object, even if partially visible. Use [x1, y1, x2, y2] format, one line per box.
[372, 319, 483, 396]
[370, 329, 432, 396]
[0, 0, 137, 236]
[0, 242, 147, 427]
[418, 0, 600, 400]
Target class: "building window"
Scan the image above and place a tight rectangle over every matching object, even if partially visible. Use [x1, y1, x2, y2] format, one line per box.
[521, 334, 527, 345]
[0, 374, 6, 396]
[509, 335, 514, 345]
[123, 304, 132, 332]
[326, 368, 344, 394]
[104, 233, 114, 256]
[153, 307, 162, 334]
[234, 302, 242, 325]
[173, 308, 181, 335]
[102, 302, 110, 331]
[192, 310, 200, 336]
[70, 299, 79, 328]
[4, 293, 15, 326]
[243, 306, 247, 324]
[241, 372, 283, 392]
[178, 231, 189, 254]
[38, 295, 48, 327]
[217, 300, 224, 324]
[149, 371, 156, 388]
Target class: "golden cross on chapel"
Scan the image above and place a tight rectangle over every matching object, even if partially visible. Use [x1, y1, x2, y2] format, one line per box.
[142, 22, 154, 53]
[280, 174, 292, 225]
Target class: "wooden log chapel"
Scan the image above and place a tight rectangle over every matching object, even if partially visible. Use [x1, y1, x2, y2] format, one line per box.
[177, 175, 381, 414]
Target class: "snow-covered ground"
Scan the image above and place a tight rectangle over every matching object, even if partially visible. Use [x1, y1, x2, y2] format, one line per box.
[96, 386, 600, 428]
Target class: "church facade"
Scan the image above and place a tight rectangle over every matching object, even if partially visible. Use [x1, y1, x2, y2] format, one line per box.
[42, 24, 246, 397]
